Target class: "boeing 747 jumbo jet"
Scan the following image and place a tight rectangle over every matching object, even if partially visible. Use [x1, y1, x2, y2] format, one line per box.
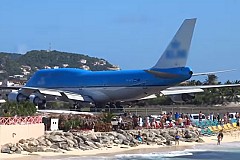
[6, 18, 240, 109]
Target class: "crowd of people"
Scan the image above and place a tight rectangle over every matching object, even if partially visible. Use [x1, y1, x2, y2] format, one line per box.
[113, 111, 240, 131]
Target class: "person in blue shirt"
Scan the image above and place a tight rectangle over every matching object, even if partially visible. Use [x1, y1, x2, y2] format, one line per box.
[136, 131, 143, 142]
[175, 112, 179, 121]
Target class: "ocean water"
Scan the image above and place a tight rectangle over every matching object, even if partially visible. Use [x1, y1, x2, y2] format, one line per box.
[43, 142, 240, 160]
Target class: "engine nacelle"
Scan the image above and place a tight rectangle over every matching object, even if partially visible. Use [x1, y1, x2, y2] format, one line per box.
[8, 91, 27, 102]
[170, 94, 195, 103]
[29, 95, 46, 106]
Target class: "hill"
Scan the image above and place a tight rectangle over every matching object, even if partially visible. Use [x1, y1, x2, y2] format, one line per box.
[0, 50, 120, 80]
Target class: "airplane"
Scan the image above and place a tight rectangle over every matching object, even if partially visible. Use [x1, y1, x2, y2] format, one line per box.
[5, 18, 240, 110]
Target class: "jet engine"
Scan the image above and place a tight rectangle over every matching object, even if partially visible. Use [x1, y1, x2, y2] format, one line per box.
[29, 94, 46, 106]
[8, 91, 27, 102]
[170, 93, 195, 103]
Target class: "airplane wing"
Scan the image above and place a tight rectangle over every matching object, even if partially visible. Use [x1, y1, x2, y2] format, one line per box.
[192, 69, 236, 76]
[161, 84, 240, 95]
[0, 86, 23, 90]
[20, 87, 93, 102]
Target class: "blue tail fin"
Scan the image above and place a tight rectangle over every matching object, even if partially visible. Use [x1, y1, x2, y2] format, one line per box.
[152, 18, 196, 69]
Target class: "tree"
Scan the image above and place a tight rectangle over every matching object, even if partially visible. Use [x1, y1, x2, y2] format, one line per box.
[1, 101, 37, 117]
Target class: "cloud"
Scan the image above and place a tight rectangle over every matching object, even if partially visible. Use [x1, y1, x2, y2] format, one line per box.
[16, 44, 28, 54]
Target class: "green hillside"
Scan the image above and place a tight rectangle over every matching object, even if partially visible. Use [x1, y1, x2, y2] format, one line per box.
[0, 50, 119, 80]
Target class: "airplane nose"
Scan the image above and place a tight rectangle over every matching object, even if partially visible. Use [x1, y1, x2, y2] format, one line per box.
[189, 71, 193, 75]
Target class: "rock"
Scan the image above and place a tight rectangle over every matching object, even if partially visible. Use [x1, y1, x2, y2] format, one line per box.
[36, 146, 45, 152]
[94, 142, 103, 148]
[123, 140, 130, 145]
[132, 138, 139, 144]
[72, 138, 78, 145]
[66, 139, 75, 148]
[157, 141, 163, 145]
[196, 138, 204, 143]
[37, 138, 47, 146]
[108, 132, 118, 137]
[117, 129, 127, 135]
[16, 144, 23, 151]
[117, 134, 127, 141]
[1, 145, 10, 153]
[74, 137, 84, 144]
[64, 132, 73, 137]
[19, 139, 26, 144]
[48, 135, 65, 142]
[78, 143, 92, 150]
[129, 143, 137, 147]
[113, 139, 121, 144]
[147, 137, 155, 142]
[168, 129, 177, 137]
[45, 148, 57, 152]
[28, 139, 39, 146]
[50, 144, 59, 150]
[165, 140, 172, 146]
[108, 135, 115, 141]
[101, 136, 111, 144]
[15, 149, 21, 154]
[152, 130, 161, 135]
[10, 146, 17, 152]
[193, 133, 198, 138]
[51, 131, 63, 136]
[147, 142, 152, 145]
[126, 134, 133, 141]
[25, 146, 37, 153]
[58, 143, 70, 151]
[87, 133, 98, 141]
[85, 141, 98, 149]
[79, 135, 88, 142]
[46, 140, 52, 146]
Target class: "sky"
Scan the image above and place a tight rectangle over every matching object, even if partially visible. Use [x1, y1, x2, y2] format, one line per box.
[0, 0, 240, 82]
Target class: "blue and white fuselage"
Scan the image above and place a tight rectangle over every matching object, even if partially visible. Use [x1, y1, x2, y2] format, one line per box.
[25, 67, 192, 102]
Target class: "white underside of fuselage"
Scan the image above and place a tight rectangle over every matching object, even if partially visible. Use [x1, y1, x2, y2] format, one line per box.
[58, 86, 169, 103]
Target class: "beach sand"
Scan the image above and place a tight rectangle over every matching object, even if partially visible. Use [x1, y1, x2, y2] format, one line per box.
[1, 130, 240, 160]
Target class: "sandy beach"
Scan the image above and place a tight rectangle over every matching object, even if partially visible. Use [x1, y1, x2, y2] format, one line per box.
[1, 130, 240, 160]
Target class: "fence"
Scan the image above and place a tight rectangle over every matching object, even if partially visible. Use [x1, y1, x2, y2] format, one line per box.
[0, 116, 42, 125]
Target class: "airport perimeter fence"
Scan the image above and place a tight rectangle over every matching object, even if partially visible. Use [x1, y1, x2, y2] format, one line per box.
[113, 105, 240, 117]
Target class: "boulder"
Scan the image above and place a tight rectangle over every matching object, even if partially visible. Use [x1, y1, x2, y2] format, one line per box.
[79, 135, 88, 142]
[19, 139, 26, 144]
[46, 140, 52, 146]
[48, 135, 65, 142]
[36, 146, 45, 152]
[37, 138, 47, 146]
[50, 144, 59, 150]
[87, 133, 98, 141]
[1, 145, 10, 153]
[123, 140, 130, 145]
[28, 139, 39, 146]
[85, 141, 98, 149]
[64, 132, 73, 137]
[51, 131, 63, 136]
[117, 134, 127, 141]
[94, 142, 103, 148]
[113, 139, 121, 144]
[10, 146, 17, 152]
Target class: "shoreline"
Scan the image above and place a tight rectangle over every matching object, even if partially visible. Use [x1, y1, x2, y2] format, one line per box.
[2, 131, 240, 160]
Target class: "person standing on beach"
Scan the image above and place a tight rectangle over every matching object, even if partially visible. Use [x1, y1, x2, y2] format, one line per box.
[175, 131, 180, 145]
[217, 130, 223, 145]
[199, 111, 203, 122]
